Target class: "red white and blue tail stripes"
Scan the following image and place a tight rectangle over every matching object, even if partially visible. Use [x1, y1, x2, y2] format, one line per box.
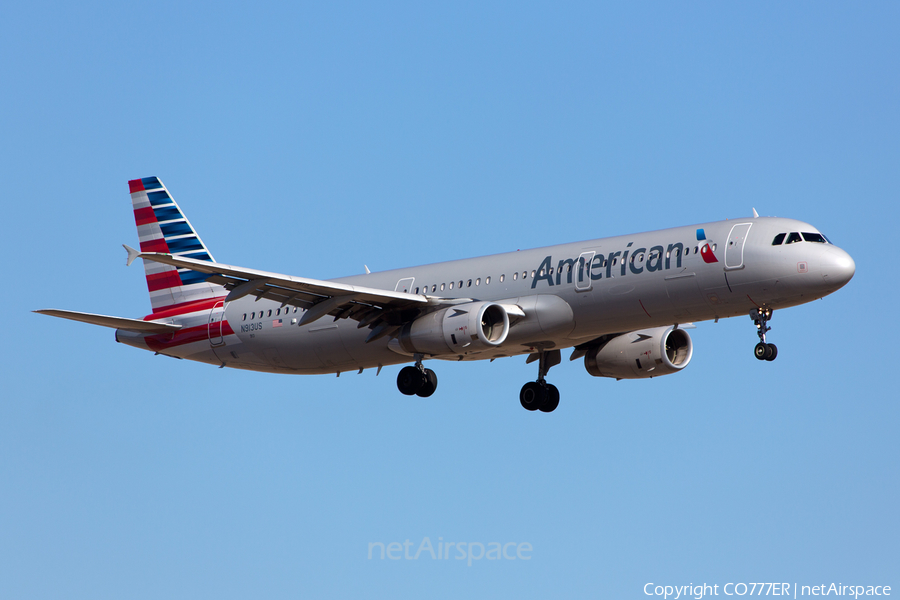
[129, 177, 225, 313]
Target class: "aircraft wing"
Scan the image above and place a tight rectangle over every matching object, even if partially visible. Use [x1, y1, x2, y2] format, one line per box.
[130, 248, 443, 337]
[34, 309, 182, 333]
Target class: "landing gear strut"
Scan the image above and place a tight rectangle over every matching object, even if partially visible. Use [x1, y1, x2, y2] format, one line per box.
[519, 350, 561, 413]
[397, 355, 438, 397]
[750, 308, 778, 361]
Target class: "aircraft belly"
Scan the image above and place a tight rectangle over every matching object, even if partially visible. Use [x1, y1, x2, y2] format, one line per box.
[213, 338, 271, 369]
[306, 323, 353, 370]
[280, 321, 400, 373]
[259, 331, 324, 371]
[226, 302, 413, 373]
[166, 342, 222, 365]
[340, 325, 395, 364]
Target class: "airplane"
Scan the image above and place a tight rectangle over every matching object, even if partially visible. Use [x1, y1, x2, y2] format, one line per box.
[36, 177, 856, 413]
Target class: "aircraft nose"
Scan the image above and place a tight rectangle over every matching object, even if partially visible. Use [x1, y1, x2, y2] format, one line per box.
[822, 246, 855, 290]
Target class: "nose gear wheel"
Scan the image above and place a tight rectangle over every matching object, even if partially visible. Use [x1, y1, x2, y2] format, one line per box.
[750, 308, 778, 361]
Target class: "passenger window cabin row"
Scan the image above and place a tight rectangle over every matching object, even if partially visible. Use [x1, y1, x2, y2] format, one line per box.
[412, 242, 707, 295]
[243, 306, 298, 321]
[241, 241, 711, 320]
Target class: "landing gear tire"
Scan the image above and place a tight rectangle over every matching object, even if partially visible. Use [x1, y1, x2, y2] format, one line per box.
[519, 382, 543, 411]
[754, 342, 778, 361]
[520, 382, 559, 413]
[520, 350, 562, 413]
[416, 369, 438, 397]
[751, 308, 778, 362]
[538, 384, 560, 413]
[754, 342, 769, 361]
[397, 366, 425, 395]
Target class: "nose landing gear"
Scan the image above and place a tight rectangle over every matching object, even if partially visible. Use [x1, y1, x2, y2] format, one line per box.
[751, 308, 778, 361]
[519, 350, 561, 413]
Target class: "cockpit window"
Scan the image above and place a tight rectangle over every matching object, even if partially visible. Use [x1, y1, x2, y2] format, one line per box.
[786, 232, 803, 244]
[802, 232, 827, 243]
[772, 233, 786, 245]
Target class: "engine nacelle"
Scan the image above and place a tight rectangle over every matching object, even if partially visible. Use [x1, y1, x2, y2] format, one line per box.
[584, 326, 693, 380]
[397, 301, 510, 357]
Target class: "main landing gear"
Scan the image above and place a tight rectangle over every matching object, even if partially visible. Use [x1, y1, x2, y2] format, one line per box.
[397, 355, 438, 397]
[519, 350, 561, 413]
[751, 308, 778, 361]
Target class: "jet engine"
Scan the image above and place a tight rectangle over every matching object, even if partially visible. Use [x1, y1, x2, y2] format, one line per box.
[584, 326, 693, 380]
[397, 301, 510, 357]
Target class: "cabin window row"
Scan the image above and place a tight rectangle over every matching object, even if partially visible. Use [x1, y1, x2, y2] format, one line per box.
[414, 276, 500, 295]
[410, 243, 707, 294]
[241, 242, 713, 319]
[413, 271, 534, 295]
[242, 306, 298, 321]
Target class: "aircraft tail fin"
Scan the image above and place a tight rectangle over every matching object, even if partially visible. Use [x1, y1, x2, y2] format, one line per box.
[128, 177, 226, 313]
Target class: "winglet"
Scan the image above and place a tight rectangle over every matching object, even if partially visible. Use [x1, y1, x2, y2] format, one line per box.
[124, 244, 141, 267]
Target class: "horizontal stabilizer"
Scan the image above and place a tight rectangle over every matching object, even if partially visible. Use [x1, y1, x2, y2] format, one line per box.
[34, 309, 182, 333]
[123, 244, 141, 267]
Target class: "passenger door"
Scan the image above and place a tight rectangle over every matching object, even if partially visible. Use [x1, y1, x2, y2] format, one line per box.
[208, 301, 225, 346]
[576, 251, 595, 292]
[724, 223, 753, 270]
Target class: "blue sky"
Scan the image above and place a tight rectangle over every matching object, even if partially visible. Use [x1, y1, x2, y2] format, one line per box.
[1, 2, 897, 598]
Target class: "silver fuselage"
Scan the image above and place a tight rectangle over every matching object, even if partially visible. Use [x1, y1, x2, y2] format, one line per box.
[116, 216, 855, 374]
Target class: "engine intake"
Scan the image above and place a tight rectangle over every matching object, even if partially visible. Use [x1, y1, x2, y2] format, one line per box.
[398, 301, 510, 357]
[584, 326, 693, 380]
